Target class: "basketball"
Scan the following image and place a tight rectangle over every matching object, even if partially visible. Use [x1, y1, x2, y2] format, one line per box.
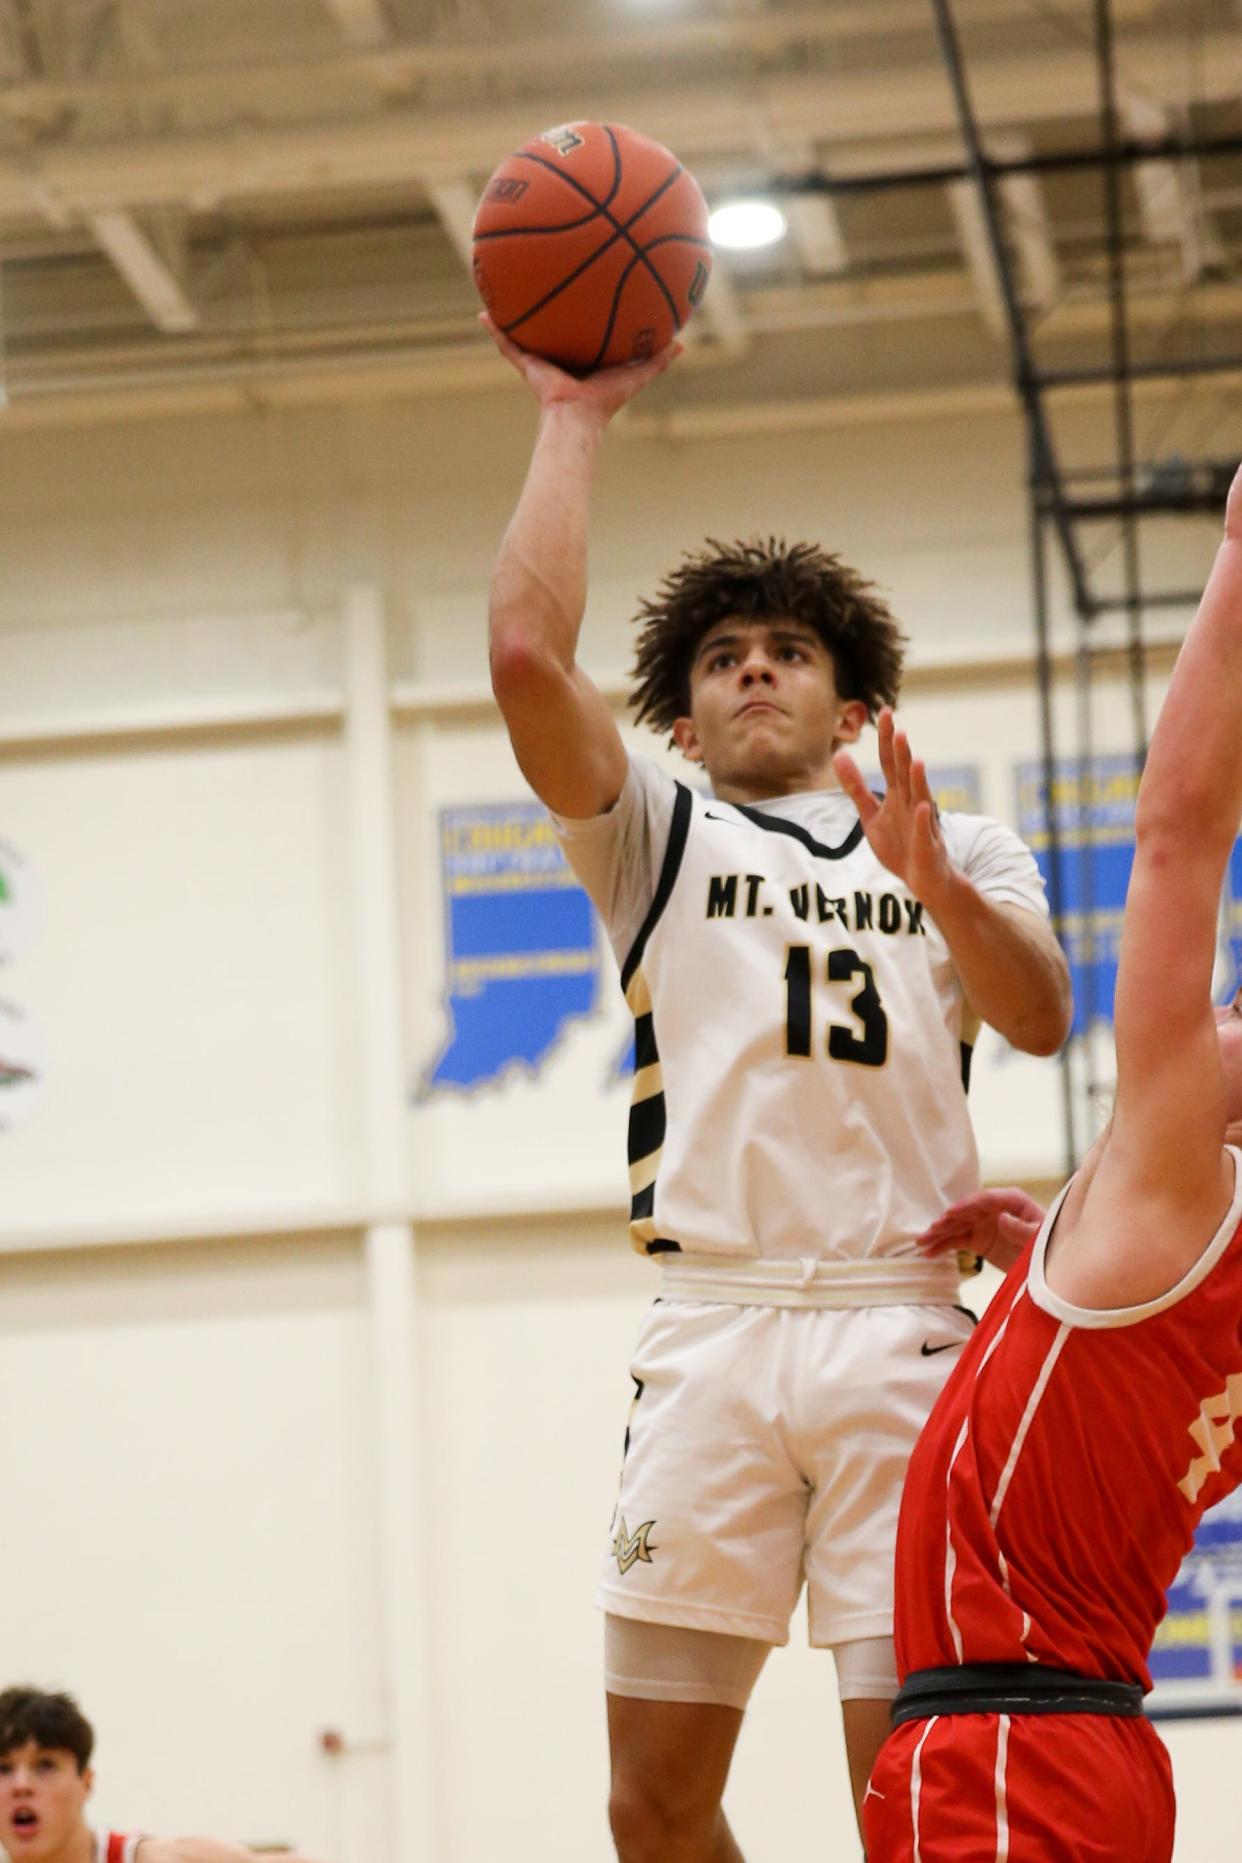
[472, 121, 712, 374]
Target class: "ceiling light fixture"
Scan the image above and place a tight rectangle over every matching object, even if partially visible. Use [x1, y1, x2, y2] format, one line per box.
[708, 199, 788, 250]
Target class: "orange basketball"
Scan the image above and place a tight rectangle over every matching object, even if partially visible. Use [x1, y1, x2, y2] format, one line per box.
[472, 121, 712, 373]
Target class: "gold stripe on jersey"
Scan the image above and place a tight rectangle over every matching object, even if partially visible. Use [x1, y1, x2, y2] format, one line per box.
[625, 966, 671, 1255]
[630, 1209, 659, 1251]
[629, 1150, 660, 1198]
[625, 969, 652, 1020]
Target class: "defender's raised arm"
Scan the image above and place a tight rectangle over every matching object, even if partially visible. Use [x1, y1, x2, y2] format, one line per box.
[1106, 464, 1242, 1216]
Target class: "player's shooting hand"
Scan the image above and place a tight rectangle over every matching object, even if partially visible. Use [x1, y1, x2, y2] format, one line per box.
[832, 708, 954, 905]
[480, 313, 682, 421]
[917, 1187, 1045, 1273]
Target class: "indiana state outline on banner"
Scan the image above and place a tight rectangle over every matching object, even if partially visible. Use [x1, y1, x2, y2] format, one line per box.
[421, 801, 602, 1094]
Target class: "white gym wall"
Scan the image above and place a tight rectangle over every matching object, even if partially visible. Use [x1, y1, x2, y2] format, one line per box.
[0, 385, 1235, 1862]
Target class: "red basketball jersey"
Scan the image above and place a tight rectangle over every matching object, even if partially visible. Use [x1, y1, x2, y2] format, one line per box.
[96, 1834, 143, 1863]
[894, 1156, 1242, 1688]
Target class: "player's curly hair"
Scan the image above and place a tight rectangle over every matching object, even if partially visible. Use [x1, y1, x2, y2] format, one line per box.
[630, 537, 906, 738]
[0, 1687, 94, 1771]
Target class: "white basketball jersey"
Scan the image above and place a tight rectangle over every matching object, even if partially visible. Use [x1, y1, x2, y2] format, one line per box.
[622, 780, 1005, 1262]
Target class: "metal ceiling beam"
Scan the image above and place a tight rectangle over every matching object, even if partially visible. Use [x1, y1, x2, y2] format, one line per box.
[779, 130, 1242, 198]
[88, 209, 199, 332]
[1040, 353, 1242, 388]
[750, 128, 848, 277]
[739, 268, 1242, 341]
[946, 135, 1059, 328]
[1001, 167, 1060, 311]
[0, 51, 1233, 233]
[1, 333, 1237, 434]
[947, 179, 1008, 338]
[1065, 489, 1235, 520]
[1124, 97, 1226, 283]
[0, 1, 1174, 115]
[0, 17, 1233, 152]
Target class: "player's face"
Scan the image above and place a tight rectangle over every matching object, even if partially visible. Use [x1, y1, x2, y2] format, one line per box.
[673, 617, 868, 802]
[0, 1743, 92, 1860]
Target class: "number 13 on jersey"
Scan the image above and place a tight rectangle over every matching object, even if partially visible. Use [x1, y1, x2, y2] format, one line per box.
[784, 944, 889, 1067]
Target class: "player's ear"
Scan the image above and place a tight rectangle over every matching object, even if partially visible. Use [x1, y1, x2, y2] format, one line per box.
[672, 715, 704, 764]
[835, 699, 869, 746]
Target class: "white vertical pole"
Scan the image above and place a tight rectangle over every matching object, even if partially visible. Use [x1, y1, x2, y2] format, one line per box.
[342, 584, 434, 1863]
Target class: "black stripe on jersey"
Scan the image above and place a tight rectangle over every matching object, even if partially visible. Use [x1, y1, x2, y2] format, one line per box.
[621, 781, 694, 991]
[731, 802, 865, 862]
[630, 1181, 655, 1221]
[647, 1237, 682, 1253]
[628, 1090, 666, 1166]
[960, 1041, 973, 1092]
[633, 1011, 659, 1073]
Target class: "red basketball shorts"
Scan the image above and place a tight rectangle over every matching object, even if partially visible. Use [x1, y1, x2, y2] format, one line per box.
[863, 1709, 1176, 1861]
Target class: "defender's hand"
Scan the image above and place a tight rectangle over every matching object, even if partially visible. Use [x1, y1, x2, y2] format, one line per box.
[833, 708, 954, 904]
[918, 1188, 1045, 1273]
[480, 313, 681, 421]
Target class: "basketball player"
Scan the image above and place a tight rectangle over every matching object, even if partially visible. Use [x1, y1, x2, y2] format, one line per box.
[484, 320, 1072, 1858]
[859, 459, 1242, 1861]
[0, 1687, 326, 1863]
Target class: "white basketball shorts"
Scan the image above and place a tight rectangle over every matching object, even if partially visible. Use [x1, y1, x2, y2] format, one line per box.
[596, 1295, 975, 1646]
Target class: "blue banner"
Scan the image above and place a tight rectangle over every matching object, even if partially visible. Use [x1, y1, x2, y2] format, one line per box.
[1150, 1491, 1242, 1714]
[865, 762, 983, 816]
[422, 803, 600, 1092]
[1226, 843, 1242, 992]
[1017, 756, 1242, 1036]
[1016, 755, 1141, 1039]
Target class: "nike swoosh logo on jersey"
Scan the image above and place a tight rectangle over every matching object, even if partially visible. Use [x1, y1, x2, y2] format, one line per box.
[704, 811, 738, 824]
[920, 1339, 964, 1356]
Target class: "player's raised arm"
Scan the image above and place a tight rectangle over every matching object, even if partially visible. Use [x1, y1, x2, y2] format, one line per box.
[1102, 461, 1242, 1224]
[486, 321, 679, 819]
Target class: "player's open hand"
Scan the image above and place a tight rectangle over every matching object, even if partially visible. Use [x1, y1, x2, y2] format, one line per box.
[918, 1187, 1045, 1274]
[833, 708, 953, 904]
[480, 313, 682, 421]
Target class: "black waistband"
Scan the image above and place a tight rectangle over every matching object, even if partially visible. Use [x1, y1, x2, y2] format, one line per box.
[891, 1663, 1146, 1727]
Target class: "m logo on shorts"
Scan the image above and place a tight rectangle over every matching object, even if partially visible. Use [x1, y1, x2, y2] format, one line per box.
[612, 1515, 658, 1576]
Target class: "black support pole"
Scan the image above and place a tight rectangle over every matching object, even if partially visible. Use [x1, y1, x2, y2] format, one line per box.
[1028, 451, 1078, 1174]
[925, 0, 1095, 622]
[1094, 0, 1148, 763]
